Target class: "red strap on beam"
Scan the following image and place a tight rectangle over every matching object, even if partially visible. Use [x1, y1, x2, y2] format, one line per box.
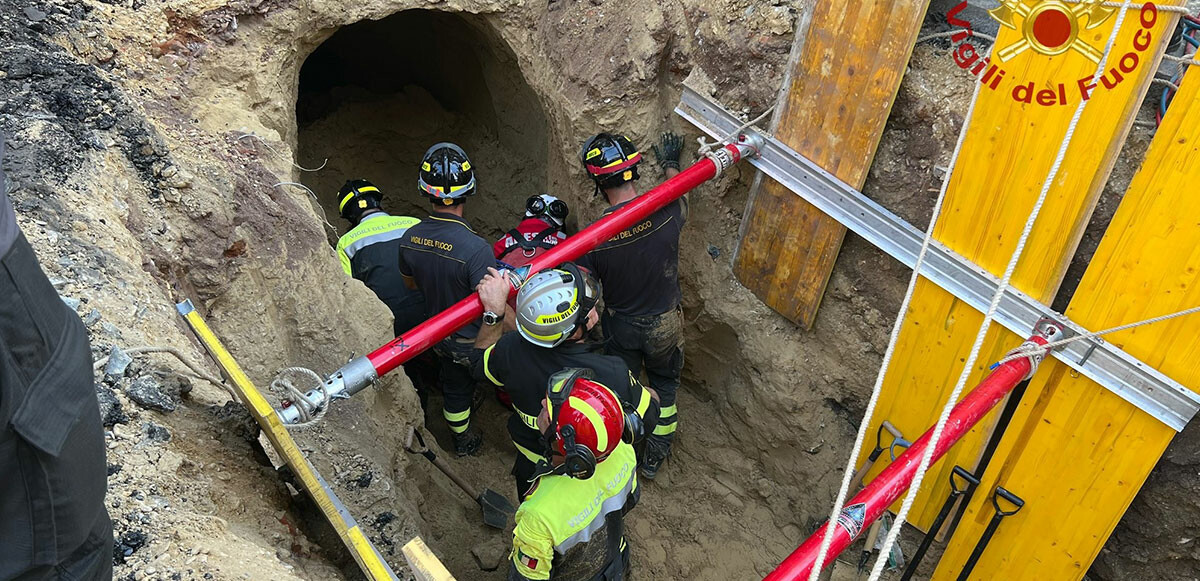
[365, 142, 753, 378]
[764, 334, 1049, 580]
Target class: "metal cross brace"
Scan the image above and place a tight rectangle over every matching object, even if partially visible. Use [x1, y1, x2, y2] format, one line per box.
[676, 85, 1200, 431]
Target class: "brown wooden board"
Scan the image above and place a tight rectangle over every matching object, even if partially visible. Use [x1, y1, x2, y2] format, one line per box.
[733, 0, 931, 328]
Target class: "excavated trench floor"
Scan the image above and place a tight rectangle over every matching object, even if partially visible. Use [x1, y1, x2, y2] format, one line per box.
[289, 9, 824, 580]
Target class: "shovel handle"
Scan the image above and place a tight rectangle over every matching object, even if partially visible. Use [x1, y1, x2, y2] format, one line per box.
[992, 487, 1024, 517]
[405, 427, 482, 497]
[950, 466, 980, 495]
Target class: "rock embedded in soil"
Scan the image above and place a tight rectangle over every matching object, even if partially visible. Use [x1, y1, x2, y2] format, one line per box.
[104, 345, 133, 379]
[96, 385, 129, 427]
[140, 421, 171, 444]
[113, 530, 148, 564]
[471, 538, 507, 571]
[126, 375, 177, 412]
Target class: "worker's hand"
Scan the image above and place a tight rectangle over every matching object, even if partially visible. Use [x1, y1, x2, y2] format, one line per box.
[476, 267, 511, 313]
[651, 131, 684, 171]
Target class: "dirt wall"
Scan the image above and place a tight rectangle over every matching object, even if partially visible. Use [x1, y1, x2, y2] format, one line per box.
[3, 0, 1199, 579]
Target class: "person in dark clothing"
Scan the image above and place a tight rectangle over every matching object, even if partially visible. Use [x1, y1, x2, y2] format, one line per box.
[578, 131, 686, 480]
[471, 264, 658, 499]
[333, 179, 438, 403]
[399, 142, 496, 457]
[0, 139, 114, 580]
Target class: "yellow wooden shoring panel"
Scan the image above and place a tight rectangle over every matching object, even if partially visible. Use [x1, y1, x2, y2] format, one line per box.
[733, 0, 931, 329]
[931, 62, 1200, 581]
[177, 301, 399, 581]
[857, 2, 1181, 531]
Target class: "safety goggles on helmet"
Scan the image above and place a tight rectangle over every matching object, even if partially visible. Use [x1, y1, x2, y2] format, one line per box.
[541, 368, 630, 479]
[525, 194, 569, 228]
[418, 142, 477, 205]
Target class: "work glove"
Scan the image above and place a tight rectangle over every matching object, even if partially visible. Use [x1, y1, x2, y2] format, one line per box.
[651, 131, 684, 171]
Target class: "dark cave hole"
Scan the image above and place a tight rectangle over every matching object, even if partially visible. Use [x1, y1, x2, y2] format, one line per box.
[296, 9, 550, 243]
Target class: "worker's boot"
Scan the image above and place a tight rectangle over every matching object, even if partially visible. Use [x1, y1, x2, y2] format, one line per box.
[640, 435, 671, 480]
[453, 426, 483, 457]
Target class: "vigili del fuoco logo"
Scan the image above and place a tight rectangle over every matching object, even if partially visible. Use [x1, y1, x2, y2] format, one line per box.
[945, 0, 1160, 105]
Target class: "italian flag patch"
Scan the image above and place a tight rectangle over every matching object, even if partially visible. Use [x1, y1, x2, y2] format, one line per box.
[518, 549, 538, 570]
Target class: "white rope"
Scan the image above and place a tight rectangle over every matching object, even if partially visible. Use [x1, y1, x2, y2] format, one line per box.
[274, 181, 339, 235]
[93, 345, 236, 399]
[805, 29, 998, 581]
[995, 306, 1200, 367]
[235, 133, 329, 172]
[268, 366, 330, 429]
[1074, 0, 1191, 11]
[867, 3, 1134, 578]
[696, 104, 776, 155]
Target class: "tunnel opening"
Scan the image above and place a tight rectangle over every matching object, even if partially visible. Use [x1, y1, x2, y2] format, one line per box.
[296, 9, 550, 242]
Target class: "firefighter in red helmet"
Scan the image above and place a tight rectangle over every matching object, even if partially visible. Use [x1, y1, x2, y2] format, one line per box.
[508, 369, 640, 581]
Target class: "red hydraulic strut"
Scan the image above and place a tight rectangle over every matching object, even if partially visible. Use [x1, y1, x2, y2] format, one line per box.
[763, 322, 1062, 581]
[277, 134, 762, 423]
[364, 136, 761, 378]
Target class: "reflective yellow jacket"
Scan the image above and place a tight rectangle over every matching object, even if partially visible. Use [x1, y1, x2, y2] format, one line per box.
[509, 441, 638, 581]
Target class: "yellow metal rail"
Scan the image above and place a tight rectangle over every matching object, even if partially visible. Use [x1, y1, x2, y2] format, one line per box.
[176, 299, 399, 581]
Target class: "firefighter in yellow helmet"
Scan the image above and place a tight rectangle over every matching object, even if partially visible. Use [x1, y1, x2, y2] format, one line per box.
[508, 368, 640, 581]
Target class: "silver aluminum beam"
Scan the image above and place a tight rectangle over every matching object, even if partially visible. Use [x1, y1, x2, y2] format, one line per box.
[676, 85, 1200, 431]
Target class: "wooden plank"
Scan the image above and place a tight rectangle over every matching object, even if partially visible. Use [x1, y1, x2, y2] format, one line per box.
[856, 4, 1178, 531]
[732, 0, 931, 329]
[931, 57, 1200, 581]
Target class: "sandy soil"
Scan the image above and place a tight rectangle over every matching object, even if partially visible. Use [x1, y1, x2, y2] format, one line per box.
[2, 0, 1197, 579]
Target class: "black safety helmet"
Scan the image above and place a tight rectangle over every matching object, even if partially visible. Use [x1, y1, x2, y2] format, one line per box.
[580, 133, 642, 195]
[418, 142, 477, 206]
[337, 179, 383, 224]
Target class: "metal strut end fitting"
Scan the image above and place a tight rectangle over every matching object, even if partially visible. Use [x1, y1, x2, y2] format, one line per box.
[736, 132, 765, 159]
[1011, 317, 1070, 380]
[277, 355, 378, 424]
[706, 133, 764, 176]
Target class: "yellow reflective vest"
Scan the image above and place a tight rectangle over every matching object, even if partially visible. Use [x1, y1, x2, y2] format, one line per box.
[510, 442, 638, 580]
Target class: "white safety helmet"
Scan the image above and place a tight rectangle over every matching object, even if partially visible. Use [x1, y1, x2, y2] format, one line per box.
[515, 263, 600, 348]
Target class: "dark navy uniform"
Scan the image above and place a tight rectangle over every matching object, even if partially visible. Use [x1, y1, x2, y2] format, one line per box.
[470, 334, 658, 499]
[398, 212, 493, 437]
[0, 143, 113, 580]
[583, 198, 686, 456]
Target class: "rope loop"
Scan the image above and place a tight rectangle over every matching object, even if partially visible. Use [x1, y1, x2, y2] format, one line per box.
[270, 366, 329, 429]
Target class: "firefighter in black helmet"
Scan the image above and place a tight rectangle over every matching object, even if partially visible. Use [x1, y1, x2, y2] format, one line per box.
[398, 143, 499, 456]
[578, 131, 686, 480]
[333, 179, 437, 404]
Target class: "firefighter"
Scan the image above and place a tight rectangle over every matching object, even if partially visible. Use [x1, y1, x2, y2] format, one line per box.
[399, 142, 496, 456]
[332, 179, 437, 401]
[0, 139, 113, 580]
[472, 264, 658, 499]
[494, 193, 570, 270]
[578, 131, 686, 480]
[508, 369, 639, 581]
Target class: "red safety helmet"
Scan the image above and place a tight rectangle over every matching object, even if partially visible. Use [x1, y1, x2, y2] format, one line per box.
[543, 368, 626, 479]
